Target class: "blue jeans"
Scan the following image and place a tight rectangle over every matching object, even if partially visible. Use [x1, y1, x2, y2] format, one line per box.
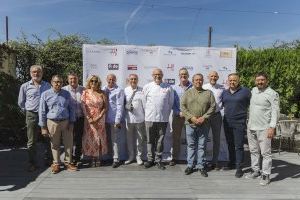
[186, 124, 209, 169]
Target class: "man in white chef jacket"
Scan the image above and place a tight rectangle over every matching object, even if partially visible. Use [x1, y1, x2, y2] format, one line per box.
[142, 68, 174, 170]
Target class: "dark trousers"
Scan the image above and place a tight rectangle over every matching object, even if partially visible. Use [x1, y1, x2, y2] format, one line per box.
[223, 119, 246, 169]
[145, 121, 168, 163]
[26, 111, 52, 165]
[73, 117, 84, 162]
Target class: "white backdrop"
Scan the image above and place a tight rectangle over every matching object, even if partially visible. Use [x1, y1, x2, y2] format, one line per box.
[82, 44, 236, 161]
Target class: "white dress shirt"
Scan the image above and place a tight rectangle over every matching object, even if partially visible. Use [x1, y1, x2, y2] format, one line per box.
[124, 86, 145, 123]
[143, 81, 174, 122]
[202, 83, 224, 113]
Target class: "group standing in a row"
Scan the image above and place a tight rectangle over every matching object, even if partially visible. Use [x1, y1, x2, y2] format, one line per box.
[18, 65, 279, 186]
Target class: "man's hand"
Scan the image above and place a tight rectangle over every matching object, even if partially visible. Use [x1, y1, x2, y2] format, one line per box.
[179, 112, 184, 118]
[190, 117, 198, 124]
[88, 117, 94, 124]
[195, 116, 205, 125]
[41, 127, 49, 137]
[114, 123, 121, 129]
[267, 128, 275, 139]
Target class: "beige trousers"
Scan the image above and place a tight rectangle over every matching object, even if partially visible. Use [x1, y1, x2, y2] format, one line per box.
[47, 119, 73, 164]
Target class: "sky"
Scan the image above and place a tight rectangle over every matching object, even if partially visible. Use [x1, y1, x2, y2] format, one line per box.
[0, 0, 300, 48]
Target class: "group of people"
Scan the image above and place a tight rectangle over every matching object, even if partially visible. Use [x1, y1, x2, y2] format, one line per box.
[18, 65, 279, 186]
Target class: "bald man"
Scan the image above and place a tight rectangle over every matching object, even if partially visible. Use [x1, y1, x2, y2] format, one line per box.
[203, 71, 225, 170]
[143, 68, 174, 170]
[103, 74, 125, 168]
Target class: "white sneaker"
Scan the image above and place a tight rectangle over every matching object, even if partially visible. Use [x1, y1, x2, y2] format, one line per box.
[136, 157, 143, 165]
[259, 174, 270, 186]
[245, 171, 261, 179]
[125, 160, 133, 165]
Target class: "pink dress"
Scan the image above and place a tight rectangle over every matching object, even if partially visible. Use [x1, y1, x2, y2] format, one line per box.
[81, 90, 108, 157]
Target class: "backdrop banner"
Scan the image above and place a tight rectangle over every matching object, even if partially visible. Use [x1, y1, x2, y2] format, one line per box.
[83, 44, 236, 161]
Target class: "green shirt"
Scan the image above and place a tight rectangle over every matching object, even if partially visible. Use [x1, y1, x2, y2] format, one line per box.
[180, 87, 216, 126]
[248, 86, 280, 130]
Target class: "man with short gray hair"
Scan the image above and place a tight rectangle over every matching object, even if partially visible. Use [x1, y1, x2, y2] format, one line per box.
[143, 68, 174, 170]
[18, 65, 51, 171]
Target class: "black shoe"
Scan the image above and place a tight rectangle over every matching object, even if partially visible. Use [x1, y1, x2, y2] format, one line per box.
[184, 167, 193, 175]
[169, 159, 176, 166]
[235, 169, 244, 178]
[198, 168, 208, 177]
[112, 162, 120, 168]
[211, 163, 221, 171]
[144, 161, 154, 168]
[156, 162, 166, 170]
[223, 163, 236, 170]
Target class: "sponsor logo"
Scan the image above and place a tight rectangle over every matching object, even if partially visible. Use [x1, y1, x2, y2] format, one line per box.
[220, 50, 233, 58]
[110, 48, 118, 56]
[180, 52, 196, 55]
[126, 50, 138, 55]
[163, 50, 176, 56]
[203, 65, 212, 70]
[164, 78, 175, 85]
[89, 64, 98, 69]
[127, 65, 137, 70]
[108, 64, 119, 70]
[86, 50, 101, 53]
[140, 48, 158, 55]
[180, 66, 194, 71]
[218, 66, 231, 71]
[166, 64, 175, 71]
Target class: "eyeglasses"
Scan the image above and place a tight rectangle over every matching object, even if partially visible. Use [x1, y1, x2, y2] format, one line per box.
[90, 80, 98, 83]
[130, 78, 138, 80]
[153, 74, 162, 76]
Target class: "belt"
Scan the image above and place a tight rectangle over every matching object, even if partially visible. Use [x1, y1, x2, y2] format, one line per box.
[50, 118, 67, 122]
[27, 110, 38, 114]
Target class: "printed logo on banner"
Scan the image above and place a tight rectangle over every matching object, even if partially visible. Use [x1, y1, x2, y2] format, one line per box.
[218, 66, 231, 72]
[140, 48, 158, 56]
[103, 48, 118, 56]
[163, 50, 176, 56]
[89, 64, 98, 69]
[110, 48, 118, 56]
[86, 49, 101, 53]
[126, 50, 138, 55]
[164, 79, 175, 85]
[180, 66, 194, 71]
[127, 65, 137, 70]
[220, 50, 233, 58]
[203, 65, 212, 70]
[166, 64, 175, 71]
[108, 64, 119, 70]
[172, 48, 196, 55]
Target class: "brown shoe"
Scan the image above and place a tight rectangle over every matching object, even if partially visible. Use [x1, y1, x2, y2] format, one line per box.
[51, 163, 60, 174]
[65, 163, 78, 172]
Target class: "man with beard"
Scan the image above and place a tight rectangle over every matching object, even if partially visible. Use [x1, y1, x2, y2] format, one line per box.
[245, 72, 279, 186]
[18, 65, 51, 171]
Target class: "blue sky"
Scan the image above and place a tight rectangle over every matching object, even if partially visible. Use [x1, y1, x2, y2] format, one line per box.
[0, 0, 299, 48]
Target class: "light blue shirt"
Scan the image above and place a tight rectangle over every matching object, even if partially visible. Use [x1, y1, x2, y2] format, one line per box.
[172, 81, 192, 115]
[18, 80, 51, 112]
[103, 85, 125, 124]
[39, 88, 76, 127]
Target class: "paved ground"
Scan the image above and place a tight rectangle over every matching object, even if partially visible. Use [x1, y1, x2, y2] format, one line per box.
[0, 144, 300, 200]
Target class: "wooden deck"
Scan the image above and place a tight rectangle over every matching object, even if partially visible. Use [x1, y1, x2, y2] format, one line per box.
[0, 145, 300, 200]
